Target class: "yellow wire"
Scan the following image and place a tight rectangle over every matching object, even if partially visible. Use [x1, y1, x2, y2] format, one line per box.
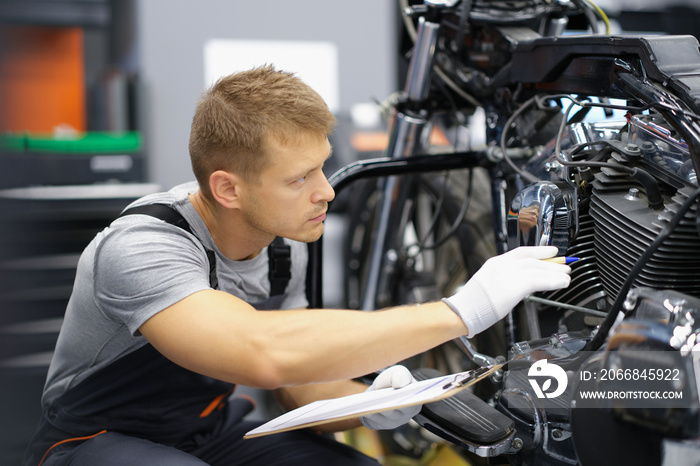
[584, 0, 611, 34]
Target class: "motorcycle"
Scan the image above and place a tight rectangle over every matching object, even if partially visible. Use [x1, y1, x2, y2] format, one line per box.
[308, 0, 700, 464]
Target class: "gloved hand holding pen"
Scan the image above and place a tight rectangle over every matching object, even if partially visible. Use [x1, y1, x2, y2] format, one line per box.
[443, 246, 572, 337]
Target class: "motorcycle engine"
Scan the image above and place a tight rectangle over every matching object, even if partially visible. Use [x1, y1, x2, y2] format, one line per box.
[570, 287, 700, 466]
[499, 113, 700, 465]
[510, 114, 700, 316]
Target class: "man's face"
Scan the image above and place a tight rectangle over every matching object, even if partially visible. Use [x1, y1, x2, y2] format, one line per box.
[238, 134, 335, 243]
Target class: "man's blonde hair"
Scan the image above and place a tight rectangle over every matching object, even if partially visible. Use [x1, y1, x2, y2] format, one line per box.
[189, 65, 336, 197]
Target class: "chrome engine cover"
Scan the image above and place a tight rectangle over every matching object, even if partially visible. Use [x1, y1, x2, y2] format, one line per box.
[507, 181, 577, 255]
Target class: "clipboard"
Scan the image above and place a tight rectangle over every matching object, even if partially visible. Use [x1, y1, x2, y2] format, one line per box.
[244, 363, 502, 439]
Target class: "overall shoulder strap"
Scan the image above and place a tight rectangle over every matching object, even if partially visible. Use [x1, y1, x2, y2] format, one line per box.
[119, 204, 292, 296]
[119, 204, 218, 290]
[119, 204, 192, 232]
[268, 236, 291, 296]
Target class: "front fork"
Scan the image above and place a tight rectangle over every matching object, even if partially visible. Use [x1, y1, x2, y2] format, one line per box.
[359, 15, 440, 310]
[359, 8, 503, 369]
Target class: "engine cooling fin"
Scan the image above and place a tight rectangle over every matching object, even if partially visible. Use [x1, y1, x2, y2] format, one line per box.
[590, 170, 700, 301]
[542, 210, 603, 307]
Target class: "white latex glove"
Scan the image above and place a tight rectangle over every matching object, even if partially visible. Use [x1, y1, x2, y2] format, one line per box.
[359, 365, 421, 430]
[443, 246, 571, 338]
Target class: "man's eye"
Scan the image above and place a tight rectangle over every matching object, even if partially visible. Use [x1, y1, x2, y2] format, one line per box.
[295, 176, 307, 184]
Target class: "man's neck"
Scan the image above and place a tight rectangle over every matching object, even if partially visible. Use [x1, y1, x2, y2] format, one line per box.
[188, 191, 271, 261]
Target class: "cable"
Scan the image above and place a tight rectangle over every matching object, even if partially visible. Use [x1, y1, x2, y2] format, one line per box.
[570, 0, 599, 33]
[411, 169, 474, 253]
[496, 94, 632, 183]
[401, 172, 449, 256]
[499, 95, 545, 183]
[583, 0, 611, 34]
[551, 95, 700, 172]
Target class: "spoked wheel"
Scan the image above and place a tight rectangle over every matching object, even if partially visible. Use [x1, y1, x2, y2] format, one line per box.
[341, 167, 504, 461]
[343, 167, 503, 373]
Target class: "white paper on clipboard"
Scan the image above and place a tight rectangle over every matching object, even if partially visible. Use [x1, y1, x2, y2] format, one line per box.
[244, 364, 501, 439]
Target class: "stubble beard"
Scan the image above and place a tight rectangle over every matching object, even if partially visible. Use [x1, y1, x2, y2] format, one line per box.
[244, 199, 327, 244]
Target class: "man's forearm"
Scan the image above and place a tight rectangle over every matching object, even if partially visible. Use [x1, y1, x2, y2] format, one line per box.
[141, 290, 467, 390]
[253, 301, 467, 387]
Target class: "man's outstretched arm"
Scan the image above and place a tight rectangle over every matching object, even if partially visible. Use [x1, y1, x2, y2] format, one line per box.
[139, 246, 571, 390]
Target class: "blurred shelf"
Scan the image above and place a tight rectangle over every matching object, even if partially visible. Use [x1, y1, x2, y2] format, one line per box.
[0, 0, 110, 27]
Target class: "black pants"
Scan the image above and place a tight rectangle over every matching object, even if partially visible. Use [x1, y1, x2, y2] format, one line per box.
[35, 404, 379, 466]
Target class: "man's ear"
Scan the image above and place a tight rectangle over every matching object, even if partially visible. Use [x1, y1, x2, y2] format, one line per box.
[209, 170, 243, 209]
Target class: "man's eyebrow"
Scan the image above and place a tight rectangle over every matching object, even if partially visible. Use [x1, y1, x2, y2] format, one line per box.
[317, 143, 334, 168]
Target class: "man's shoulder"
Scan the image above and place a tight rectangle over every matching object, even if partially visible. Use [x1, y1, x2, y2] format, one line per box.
[122, 181, 198, 211]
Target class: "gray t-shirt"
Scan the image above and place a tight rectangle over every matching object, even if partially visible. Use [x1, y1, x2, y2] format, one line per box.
[42, 182, 309, 406]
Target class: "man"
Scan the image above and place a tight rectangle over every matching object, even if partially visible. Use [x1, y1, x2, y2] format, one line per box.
[24, 66, 571, 465]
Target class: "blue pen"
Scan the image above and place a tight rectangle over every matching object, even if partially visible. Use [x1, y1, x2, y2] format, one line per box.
[542, 256, 579, 264]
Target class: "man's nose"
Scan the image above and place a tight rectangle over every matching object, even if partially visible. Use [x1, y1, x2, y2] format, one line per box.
[313, 176, 335, 204]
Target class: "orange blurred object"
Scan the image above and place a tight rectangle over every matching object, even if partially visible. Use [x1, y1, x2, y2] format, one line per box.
[0, 25, 86, 133]
[350, 127, 451, 153]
